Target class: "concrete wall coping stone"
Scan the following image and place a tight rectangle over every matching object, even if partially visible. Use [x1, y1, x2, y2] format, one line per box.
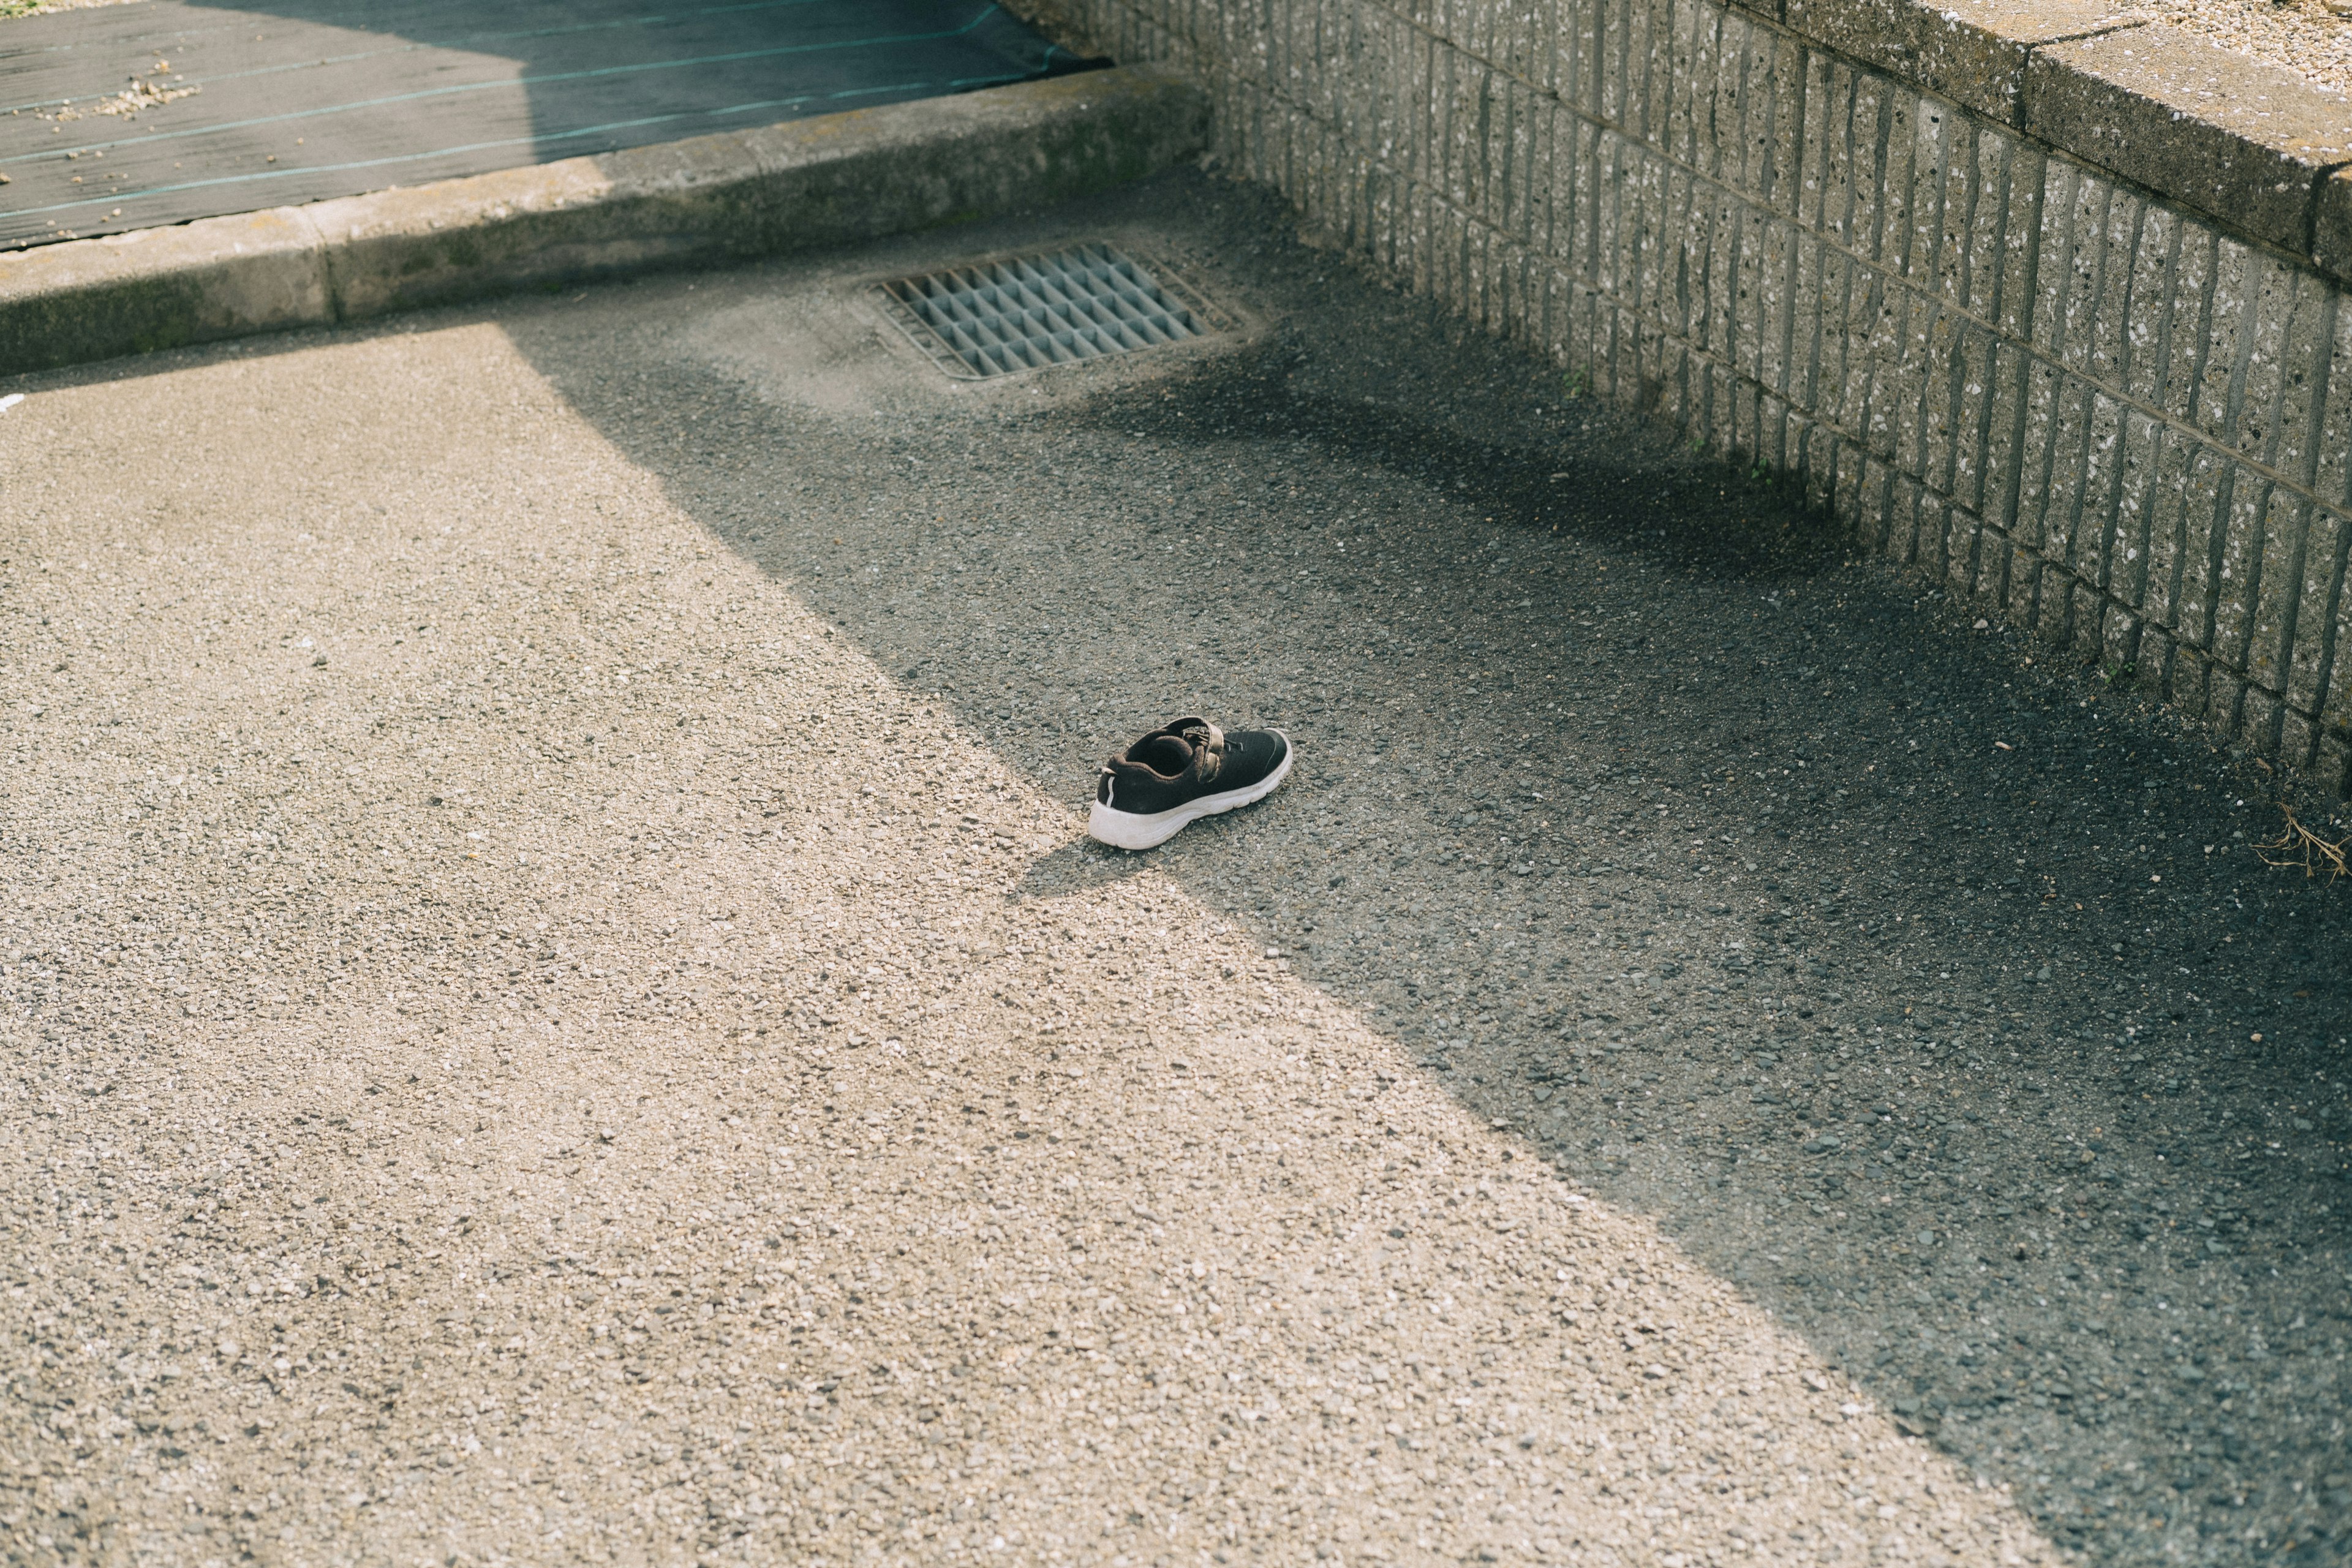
[1712, 0, 2352, 281]
[0, 64, 1206, 376]
[2025, 23, 2352, 259]
[1776, 0, 2131, 123]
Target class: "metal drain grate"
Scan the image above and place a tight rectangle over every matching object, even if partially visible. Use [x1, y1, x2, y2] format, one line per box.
[878, 244, 1221, 379]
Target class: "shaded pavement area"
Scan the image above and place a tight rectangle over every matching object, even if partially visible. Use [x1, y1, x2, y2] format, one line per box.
[0, 0, 1087, 247]
[1, 171, 2347, 1566]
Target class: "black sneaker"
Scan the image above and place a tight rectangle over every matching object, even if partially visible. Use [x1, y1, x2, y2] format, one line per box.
[1088, 718, 1292, 850]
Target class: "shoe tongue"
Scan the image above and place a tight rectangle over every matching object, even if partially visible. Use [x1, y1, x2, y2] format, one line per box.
[1133, 734, 1194, 776]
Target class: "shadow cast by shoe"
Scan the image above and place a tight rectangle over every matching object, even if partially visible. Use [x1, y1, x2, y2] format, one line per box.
[1011, 835, 1156, 903]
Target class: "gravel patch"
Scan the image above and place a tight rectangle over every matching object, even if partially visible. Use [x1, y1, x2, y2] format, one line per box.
[1, 171, 2345, 1567]
[2106, 0, 2352, 98]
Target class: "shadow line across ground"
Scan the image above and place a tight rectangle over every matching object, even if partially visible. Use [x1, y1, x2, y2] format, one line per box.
[502, 172, 2352, 1566]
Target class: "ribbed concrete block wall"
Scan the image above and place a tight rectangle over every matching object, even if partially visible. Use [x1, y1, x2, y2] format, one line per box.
[1046, 0, 2352, 794]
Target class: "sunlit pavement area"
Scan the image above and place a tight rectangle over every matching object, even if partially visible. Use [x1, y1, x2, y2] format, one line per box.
[2, 170, 2346, 1566]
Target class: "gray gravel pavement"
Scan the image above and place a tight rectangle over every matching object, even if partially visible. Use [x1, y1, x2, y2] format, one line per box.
[2, 171, 2346, 1568]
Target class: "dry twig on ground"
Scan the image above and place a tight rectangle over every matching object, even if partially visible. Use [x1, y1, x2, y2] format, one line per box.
[2256, 803, 2351, 880]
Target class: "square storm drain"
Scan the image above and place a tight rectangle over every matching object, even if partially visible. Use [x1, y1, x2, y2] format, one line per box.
[877, 244, 1225, 379]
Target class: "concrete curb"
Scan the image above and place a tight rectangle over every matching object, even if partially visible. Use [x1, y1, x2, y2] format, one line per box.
[0, 65, 1207, 376]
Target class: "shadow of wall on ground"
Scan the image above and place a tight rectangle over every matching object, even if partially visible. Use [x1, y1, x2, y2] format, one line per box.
[492, 172, 2352, 1567]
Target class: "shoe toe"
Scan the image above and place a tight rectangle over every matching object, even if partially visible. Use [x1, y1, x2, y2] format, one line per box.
[1224, 728, 1291, 788]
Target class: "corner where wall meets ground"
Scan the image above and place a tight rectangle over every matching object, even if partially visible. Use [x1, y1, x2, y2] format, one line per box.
[1016, 0, 2352, 801]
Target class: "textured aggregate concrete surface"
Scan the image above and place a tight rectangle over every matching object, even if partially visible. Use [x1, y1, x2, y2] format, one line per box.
[2105, 0, 2352, 103]
[2023, 21, 2352, 257]
[1, 173, 2348, 1568]
[1776, 0, 2129, 124]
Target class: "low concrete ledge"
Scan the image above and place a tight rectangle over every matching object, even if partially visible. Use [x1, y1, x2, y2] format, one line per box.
[0, 64, 1207, 375]
[1780, 0, 2128, 123]
[1735, 0, 2352, 279]
[2026, 23, 2352, 260]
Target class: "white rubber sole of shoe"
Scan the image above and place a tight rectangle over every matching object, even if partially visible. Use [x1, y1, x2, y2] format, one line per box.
[1086, 734, 1294, 851]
